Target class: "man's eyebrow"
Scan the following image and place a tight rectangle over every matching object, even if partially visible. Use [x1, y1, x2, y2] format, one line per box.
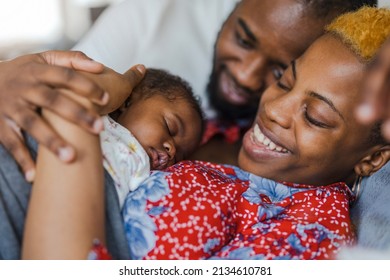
[309, 91, 345, 121]
[237, 18, 256, 42]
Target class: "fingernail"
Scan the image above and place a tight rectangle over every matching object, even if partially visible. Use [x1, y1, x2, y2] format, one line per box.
[25, 169, 36, 182]
[93, 118, 104, 133]
[58, 147, 75, 162]
[356, 104, 375, 123]
[136, 64, 145, 74]
[101, 92, 109, 104]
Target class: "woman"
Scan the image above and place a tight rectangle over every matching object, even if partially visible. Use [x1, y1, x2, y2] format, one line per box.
[22, 7, 390, 260]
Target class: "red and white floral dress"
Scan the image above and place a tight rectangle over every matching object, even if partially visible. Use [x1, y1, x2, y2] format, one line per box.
[117, 160, 355, 260]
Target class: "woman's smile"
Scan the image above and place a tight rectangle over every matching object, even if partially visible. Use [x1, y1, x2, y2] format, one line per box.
[242, 120, 291, 162]
[252, 124, 289, 153]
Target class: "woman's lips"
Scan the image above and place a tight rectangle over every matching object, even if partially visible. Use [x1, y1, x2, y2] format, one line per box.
[242, 123, 290, 161]
[148, 148, 169, 170]
[252, 124, 288, 153]
[219, 70, 251, 105]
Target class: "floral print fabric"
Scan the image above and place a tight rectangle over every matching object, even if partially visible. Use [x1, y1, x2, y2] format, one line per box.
[122, 161, 355, 260]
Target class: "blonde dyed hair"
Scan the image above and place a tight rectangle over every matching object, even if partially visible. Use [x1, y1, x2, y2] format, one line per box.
[326, 6, 390, 62]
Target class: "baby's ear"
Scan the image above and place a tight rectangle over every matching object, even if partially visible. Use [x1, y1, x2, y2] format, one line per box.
[354, 145, 390, 176]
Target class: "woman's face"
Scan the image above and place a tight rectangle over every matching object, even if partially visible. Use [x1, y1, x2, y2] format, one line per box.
[208, 0, 328, 120]
[238, 35, 378, 186]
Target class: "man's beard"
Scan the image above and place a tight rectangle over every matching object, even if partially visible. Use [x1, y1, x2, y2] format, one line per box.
[207, 67, 258, 121]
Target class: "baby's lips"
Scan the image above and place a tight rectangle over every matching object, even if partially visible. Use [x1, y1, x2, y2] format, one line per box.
[148, 148, 159, 169]
[149, 148, 169, 170]
[155, 152, 169, 170]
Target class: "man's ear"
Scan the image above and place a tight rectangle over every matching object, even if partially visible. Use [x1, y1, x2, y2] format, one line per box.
[354, 145, 390, 176]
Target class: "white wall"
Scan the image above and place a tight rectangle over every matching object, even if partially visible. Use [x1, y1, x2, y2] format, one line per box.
[380, 0, 390, 7]
[0, 0, 123, 59]
[1, 0, 389, 59]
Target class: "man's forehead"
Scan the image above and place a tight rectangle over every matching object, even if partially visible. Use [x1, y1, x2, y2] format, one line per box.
[232, 0, 315, 55]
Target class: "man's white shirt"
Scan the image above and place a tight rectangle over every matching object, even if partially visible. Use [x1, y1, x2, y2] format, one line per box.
[74, 0, 239, 118]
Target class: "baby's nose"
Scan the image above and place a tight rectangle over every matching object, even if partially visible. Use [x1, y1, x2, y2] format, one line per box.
[163, 141, 176, 160]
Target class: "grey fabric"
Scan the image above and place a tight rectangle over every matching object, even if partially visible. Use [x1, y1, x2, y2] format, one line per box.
[350, 161, 390, 249]
[0, 134, 130, 260]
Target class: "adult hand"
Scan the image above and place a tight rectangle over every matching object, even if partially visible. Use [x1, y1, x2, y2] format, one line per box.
[356, 39, 390, 141]
[0, 50, 106, 181]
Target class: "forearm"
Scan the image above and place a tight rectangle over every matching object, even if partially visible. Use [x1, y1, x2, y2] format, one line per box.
[22, 106, 105, 259]
[80, 67, 133, 114]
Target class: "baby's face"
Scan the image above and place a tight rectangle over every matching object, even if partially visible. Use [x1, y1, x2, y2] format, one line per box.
[117, 95, 202, 170]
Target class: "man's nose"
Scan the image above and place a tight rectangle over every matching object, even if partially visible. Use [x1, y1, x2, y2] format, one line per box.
[231, 55, 267, 92]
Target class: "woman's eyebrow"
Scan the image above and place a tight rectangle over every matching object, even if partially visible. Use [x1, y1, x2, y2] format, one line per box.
[309, 91, 345, 121]
[237, 18, 257, 43]
[295, 60, 344, 121]
[292, 60, 297, 80]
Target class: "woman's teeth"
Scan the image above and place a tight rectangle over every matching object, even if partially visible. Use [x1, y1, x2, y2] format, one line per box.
[253, 124, 288, 153]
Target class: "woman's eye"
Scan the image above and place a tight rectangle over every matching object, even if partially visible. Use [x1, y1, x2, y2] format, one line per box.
[304, 106, 330, 129]
[235, 31, 253, 49]
[276, 81, 290, 91]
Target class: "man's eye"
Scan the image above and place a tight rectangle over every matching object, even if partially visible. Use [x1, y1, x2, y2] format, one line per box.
[272, 68, 284, 80]
[235, 31, 253, 49]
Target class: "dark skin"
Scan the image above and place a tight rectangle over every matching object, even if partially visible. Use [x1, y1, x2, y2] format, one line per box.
[239, 35, 390, 186]
[0, 51, 107, 180]
[116, 94, 202, 170]
[192, 0, 332, 165]
[23, 33, 390, 259]
[22, 65, 146, 259]
[356, 38, 390, 141]
[0, 50, 145, 181]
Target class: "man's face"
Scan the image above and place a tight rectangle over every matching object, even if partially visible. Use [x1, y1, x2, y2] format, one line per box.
[208, 0, 327, 121]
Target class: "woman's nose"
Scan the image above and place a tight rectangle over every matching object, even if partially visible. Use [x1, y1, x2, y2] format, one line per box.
[163, 141, 176, 160]
[263, 94, 293, 129]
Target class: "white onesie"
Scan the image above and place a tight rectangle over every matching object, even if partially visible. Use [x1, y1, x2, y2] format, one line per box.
[100, 116, 150, 208]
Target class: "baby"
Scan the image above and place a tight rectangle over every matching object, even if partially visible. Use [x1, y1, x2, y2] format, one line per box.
[100, 68, 204, 207]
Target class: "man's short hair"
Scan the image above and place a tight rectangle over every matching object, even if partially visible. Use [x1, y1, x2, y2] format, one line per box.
[300, 0, 377, 18]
